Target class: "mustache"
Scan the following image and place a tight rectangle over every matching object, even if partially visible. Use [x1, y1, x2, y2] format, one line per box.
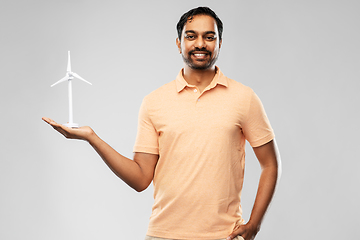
[189, 48, 211, 55]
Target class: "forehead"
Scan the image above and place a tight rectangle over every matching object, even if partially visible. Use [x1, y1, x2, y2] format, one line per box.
[182, 15, 218, 34]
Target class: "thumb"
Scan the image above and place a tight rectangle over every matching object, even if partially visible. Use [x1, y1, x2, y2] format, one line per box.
[226, 233, 240, 240]
[227, 235, 244, 240]
[227, 225, 245, 240]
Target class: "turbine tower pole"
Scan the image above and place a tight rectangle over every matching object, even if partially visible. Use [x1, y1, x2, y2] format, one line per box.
[68, 78, 74, 125]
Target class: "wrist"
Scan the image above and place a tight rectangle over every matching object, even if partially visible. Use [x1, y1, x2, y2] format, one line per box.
[85, 129, 98, 144]
[245, 220, 261, 234]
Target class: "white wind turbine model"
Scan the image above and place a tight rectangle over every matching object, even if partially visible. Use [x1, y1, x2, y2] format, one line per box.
[51, 51, 92, 128]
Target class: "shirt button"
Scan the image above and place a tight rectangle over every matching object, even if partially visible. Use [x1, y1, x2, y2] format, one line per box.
[194, 89, 198, 93]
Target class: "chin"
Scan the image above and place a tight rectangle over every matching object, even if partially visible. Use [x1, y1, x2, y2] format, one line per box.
[190, 65, 211, 70]
[190, 62, 215, 70]
[188, 60, 213, 70]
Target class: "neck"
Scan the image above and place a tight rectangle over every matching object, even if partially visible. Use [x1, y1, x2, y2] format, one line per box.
[182, 65, 217, 92]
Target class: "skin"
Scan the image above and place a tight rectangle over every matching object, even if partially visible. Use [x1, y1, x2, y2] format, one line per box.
[227, 139, 281, 240]
[43, 13, 281, 240]
[176, 15, 222, 93]
[42, 117, 159, 192]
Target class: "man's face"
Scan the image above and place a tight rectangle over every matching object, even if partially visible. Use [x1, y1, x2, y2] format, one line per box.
[176, 15, 222, 70]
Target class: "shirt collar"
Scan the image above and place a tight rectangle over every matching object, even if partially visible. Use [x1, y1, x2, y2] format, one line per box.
[175, 66, 228, 93]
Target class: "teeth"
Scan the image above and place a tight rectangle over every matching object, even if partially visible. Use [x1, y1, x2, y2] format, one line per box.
[194, 54, 206, 57]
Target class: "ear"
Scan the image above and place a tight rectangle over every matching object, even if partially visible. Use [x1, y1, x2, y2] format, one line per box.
[176, 38, 181, 53]
[219, 39, 222, 49]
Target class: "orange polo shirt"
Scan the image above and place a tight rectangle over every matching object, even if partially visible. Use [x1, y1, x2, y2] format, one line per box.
[133, 67, 274, 239]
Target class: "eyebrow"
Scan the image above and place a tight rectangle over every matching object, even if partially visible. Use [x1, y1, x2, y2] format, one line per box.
[184, 30, 216, 35]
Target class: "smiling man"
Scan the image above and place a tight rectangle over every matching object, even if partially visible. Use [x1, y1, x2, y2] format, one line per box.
[177, 16, 221, 71]
[43, 6, 280, 240]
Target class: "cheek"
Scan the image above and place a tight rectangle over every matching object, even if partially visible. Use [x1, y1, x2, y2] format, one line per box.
[182, 42, 190, 50]
[182, 44, 192, 55]
[209, 45, 218, 54]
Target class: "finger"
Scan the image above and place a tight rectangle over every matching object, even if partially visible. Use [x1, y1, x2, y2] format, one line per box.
[43, 118, 69, 134]
[227, 227, 245, 240]
[42, 117, 58, 126]
[227, 234, 236, 240]
[42, 117, 52, 124]
[227, 235, 244, 240]
[58, 128, 71, 138]
[42, 117, 64, 129]
[54, 123, 71, 133]
[52, 125, 73, 138]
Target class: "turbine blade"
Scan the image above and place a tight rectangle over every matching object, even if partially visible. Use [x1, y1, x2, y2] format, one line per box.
[51, 76, 68, 87]
[67, 51, 71, 72]
[72, 72, 92, 85]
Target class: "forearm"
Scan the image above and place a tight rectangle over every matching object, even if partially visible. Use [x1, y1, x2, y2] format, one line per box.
[227, 161, 280, 240]
[86, 132, 147, 191]
[247, 164, 279, 229]
[42, 117, 155, 191]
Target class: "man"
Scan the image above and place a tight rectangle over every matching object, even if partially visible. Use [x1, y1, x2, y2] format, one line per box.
[43, 7, 281, 240]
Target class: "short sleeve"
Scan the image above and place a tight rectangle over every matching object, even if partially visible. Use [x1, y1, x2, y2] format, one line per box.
[242, 90, 275, 147]
[133, 97, 159, 154]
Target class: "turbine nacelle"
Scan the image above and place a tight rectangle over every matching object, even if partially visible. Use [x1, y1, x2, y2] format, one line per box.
[67, 72, 74, 80]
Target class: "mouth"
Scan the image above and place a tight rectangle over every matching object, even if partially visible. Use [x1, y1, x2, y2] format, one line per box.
[190, 51, 210, 60]
[193, 53, 207, 57]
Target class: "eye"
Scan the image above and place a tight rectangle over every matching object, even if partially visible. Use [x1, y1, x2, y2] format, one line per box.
[206, 36, 216, 40]
[185, 35, 195, 40]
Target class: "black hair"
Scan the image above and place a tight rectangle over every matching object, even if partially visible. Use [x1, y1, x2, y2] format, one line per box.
[176, 6, 223, 41]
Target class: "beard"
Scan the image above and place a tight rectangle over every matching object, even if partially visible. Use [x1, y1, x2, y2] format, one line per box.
[182, 48, 219, 70]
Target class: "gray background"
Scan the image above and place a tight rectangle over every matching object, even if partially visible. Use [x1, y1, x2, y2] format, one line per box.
[1, 0, 359, 239]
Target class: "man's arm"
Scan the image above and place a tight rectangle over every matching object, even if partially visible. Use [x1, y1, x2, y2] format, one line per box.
[227, 139, 281, 240]
[42, 117, 159, 192]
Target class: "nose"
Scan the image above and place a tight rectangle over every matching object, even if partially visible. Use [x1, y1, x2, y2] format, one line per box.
[194, 36, 206, 49]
